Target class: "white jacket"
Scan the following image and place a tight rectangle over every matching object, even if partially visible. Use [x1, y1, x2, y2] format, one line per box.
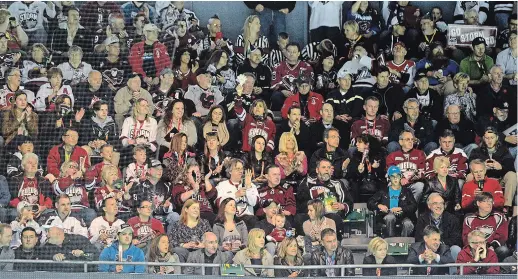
[34, 83, 74, 111]
[120, 117, 158, 152]
[39, 212, 88, 239]
[88, 216, 125, 250]
[57, 62, 93, 85]
[216, 180, 259, 217]
[8, 1, 56, 32]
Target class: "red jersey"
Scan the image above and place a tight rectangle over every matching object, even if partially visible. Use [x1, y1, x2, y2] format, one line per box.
[171, 182, 217, 213]
[127, 216, 165, 245]
[386, 60, 415, 85]
[386, 149, 426, 184]
[462, 212, 508, 247]
[256, 184, 296, 217]
[53, 176, 90, 210]
[350, 116, 391, 143]
[461, 178, 505, 212]
[425, 148, 468, 179]
[281, 92, 323, 121]
[271, 61, 313, 92]
[268, 227, 287, 243]
[9, 176, 52, 209]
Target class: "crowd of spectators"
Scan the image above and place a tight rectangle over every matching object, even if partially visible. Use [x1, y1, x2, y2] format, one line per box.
[0, 0, 515, 276]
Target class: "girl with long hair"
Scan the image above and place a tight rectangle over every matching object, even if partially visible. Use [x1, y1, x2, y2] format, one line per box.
[157, 99, 197, 156]
[242, 135, 273, 186]
[200, 132, 229, 183]
[205, 49, 236, 95]
[235, 15, 270, 65]
[212, 198, 248, 253]
[274, 237, 309, 277]
[202, 105, 229, 148]
[146, 234, 181, 274]
[172, 48, 198, 91]
[163, 132, 196, 183]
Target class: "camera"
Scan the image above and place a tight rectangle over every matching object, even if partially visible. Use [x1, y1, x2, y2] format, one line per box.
[58, 105, 73, 117]
[31, 204, 39, 213]
[9, 16, 16, 28]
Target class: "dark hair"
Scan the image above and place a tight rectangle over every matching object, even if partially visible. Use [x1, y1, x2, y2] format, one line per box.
[265, 164, 279, 174]
[439, 129, 456, 140]
[173, 48, 197, 67]
[364, 96, 379, 105]
[475, 192, 494, 203]
[204, 105, 227, 125]
[423, 225, 441, 237]
[62, 127, 78, 138]
[287, 105, 301, 116]
[147, 233, 169, 263]
[47, 67, 63, 79]
[278, 32, 289, 40]
[323, 127, 339, 141]
[102, 196, 117, 215]
[21, 226, 37, 237]
[54, 193, 70, 205]
[215, 197, 236, 224]
[206, 49, 230, 68]
[320, 228, 336, 240]
[286, 42, 301, 52]
[377, 65, 390, 75]
[431, 6, 443, 15]
[92, 100, 108, 111]
[163, 99, 190, 126]
[247, 135, 272, 169]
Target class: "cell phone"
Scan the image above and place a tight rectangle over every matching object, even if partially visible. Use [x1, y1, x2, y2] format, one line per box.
[215, 32, 223, 41]
[191, 170, 197, 181]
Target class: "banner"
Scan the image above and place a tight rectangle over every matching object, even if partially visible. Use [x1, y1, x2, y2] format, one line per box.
[447, 24, 498, 47]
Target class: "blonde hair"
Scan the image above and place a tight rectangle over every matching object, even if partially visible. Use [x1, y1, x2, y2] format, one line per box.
[368, 237, 388, 254]
[180, 199, 200, 225]
[343, 20, 359, 34]
[276, 237, 303, 264]
[467, 230, 486, 242]
[242, 15, 260, 57]
[101, 165, 119, 184]
[132, 98, 150, 121]
[278, 132, 299, 154]
[433, 156, 451, 172]
[453, 72, 470, 85]
[59, 160, 79, 178]
[246, 228, 266, 257]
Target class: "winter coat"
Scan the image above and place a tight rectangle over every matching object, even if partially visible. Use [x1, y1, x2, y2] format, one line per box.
[423, 176, 461, 212]
[469, 144, 515, 179]
[388, 116, 435, 150]
[407, 242, 454, 275]
[310, 245, 355, 276]
[415, 211, 462, 247]
[232, 248, 274, 277]
[1, 109, 38, 145]
[309, 147, 349, 178]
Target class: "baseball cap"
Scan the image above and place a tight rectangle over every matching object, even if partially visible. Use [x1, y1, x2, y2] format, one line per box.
[484, 126, 498, 135]
[195, 67, 211, 76]
[149, 159, 164, 168]
[387, 166, 402, 177]
[494, 99, 509, 110]
[393, 41, 406, 49]
[103, 35, 119, 45]
[414, 69, 428, 80]
[472, 37, 487, 47]
[390, 16, 404, 27]
[143, 24, 160, 33]
[337, 69, 352, 79]
[118, 224, 133, 234]
[295, 74, 312, 85]
[262, 199, 278, 209]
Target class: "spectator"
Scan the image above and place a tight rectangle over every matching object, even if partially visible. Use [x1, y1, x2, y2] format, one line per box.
[6, 136, 41, 180]
[362, 237, 397, 276]
[124, 145, 148, 185]
[73, 71, 114, 114]
[127, 199, 165, 251]
[199, 132, 228, 183]
[93, 165, 132, 218]
[462, 159, 505, 212]
[386, 130, 427, 202]
[98, 223, 145, 273]
[84, 144, 121, 189]
[469, 127, 516, 212]
[496, 14, 517, 53]
[502, 249, 518, 274]
[368, 166, 417, 237]
[94, 36, 131, 93]
[476, 100, 517, 157]
[435, 105, 478, 158]
[347, 1, 381, 38]
[407, 225, 455, 275]
[460, 37, 494, 87]
[496, 31, 517, 85]
[415, 42, 459, 95]
[457, 229, 500, 275]
[49, 7, 89, 56]
[350, 96, 391, 145]
[10, 201, 45, 248]
[57, 46, 93, 86]
[387, 42, 416, 92]
[463, 192, 509, 261]
[235, 98, 276, 152]
[338, 20, 373, 63]
[477, 65, 515, 119]
[88, 197, 125, 251]
[338, 43, 376, 88]
[0, 224, 14, 271]
[114, 73, 154, 129]
[80, 1, 121, 35]
[236, 48, 272, 102]
[168, 199, 211, 262]
[8, 1, 55, 45]
[235, 15, 269, 66]
[2, 91, 38, 146]
[309, 128, 350, 179]
[246, 2, 295, 45]
[257, 164, 297, 218]
[275, 132, 308, 182]
[212, 198, 248, 253]
[232, 228, 274, 277]
[184, 232, 232, 274]
[415, 193, 462, 260]
[120, 1, 154, 27]
[206, 50, 237, 96]
[155, 1, 199, 34]
[157, 99, 197, 155]
[46, 127, 89, 177]
[199, 15, 234, 63]
[281, 75, 324, 122]
[202, 105, 229, 148]
[422, 156, 462, 213]
[453, 1, 489, 24]
[146, 233, 181, 274]
[302, 38, 337, 68]
[184, 68, 224, 117]
[13, 227, 44, 271]
[302, 199, 336, 254]
[367, 66, 405, 121]
[80, 101, 120, 161]
[309, 1, 343, 46]
[34, 67, 74, 112]
[388, 98, 437, 155]
[416, 15, 447, 59]
[0, 9, 28, 49]
[150, 68, 194, 118]
[406, 70, 443, 123]
[225, 73, 258, 125]
[308, 103, 337, 154]
[0, 68, 35, 111]
[163, 132, 195, 183]
[310, 228, 354, 276]
[215, 159, 259, 229]
[38, 194, 88, 239]
[268, 32, 289, 68]
[171, 161, 216, 226]
[312, 46, 337, 98]
[378, 17, 408, 61]
[270, 42, 313, 111]
[242, 135, 274, 186]
[274, 237, 309, 277]
[173, 48, 199, 91]
[425, 129, 470, 184]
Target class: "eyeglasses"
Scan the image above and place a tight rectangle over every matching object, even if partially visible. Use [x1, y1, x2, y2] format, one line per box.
[139, 205, 152, 209]
[469, 241, 485, 245]
[211, 24, 221, 27]
[401, 138, 414, 142]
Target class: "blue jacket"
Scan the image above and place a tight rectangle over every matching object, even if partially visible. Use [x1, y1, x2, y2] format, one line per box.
[98, 241, 145, 273]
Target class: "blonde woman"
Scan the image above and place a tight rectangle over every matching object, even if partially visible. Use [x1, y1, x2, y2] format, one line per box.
[444, 72, 476, 122]
[235, 15, 270, 65]
[275, 132, 307, 180]
[274, 237, 309, 277]
[423, 156, 461, 212]
[302, 199, 336, 252]
[232, 228, 274, 277]
[362, 237, 397, 276]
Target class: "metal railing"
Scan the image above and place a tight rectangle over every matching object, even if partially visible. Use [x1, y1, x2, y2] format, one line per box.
[0, 259, 515, 276]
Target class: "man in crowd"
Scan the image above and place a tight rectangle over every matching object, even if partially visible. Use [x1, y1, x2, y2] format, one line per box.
[477, 65, 516, 120]
[310, 228, 355, 276]
[269, 32, 289, 68]
[73, 71, 113, 114]
[88, 196, 125, 251]
[461, 159, 505, 212]
[460, 37, 494, 88]
[13, 227, 43, 271]
[378, 17, 408, 61]
[184, 68, 224, 117]
[406, 70, 444, 123]
[476, 100, 517, 158]
[236, 47, 272, 102]
[280, 74, 323, 123]
[350, 96, 391, 146]
[387, 42, 416, 92]
[184, 232, 232, 274]
[57, 46, 93, 86]
[309, 128, 350, 179]
[256, 165, 296, 220]
[308, 103, 338, 154]
[407, 225, 455, 275]
[0, 67, 35, 110]
[368, 66, 405, 121]
[457, 229, 500, 275]
[0, 224, 14, 271]
[46, 128, 90, 177]
[38, 194, 88, 238]
[114, 73, 154, 128]
[200, 15, 234, 62]
[415, 42, 459, 95]
[98, 224, 145, 273]
[496, 30, 517, 86]
[435, 105, 478, 158]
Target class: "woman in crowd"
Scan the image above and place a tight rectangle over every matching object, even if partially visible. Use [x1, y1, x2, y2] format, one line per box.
[163, 133, 195, 183]
[205, 50, 236, 95]
[202, 105, 229, 149]
[49, 7, 89, 56]
[312, 50, 337, 99]
[275, 132, 307, 183]
[0, 8, 28, 49]
[444, 72, 477, 122]
[173, 48, 198, 91]
[232, 228, 274, 277]
[168, 199, 211, 262]
[199, 132, 229, 184]
[346, 134, 386, 202]
[302, 199, 336, 254]
[273, 237, 309, 277]
[235, 15, 269, 66]
[171, 161, 217, 225]
[2, 91, 38, 147]
[212, 198, 248, 253]
[347, 1, 381, 38]
[423, 156, 461, 213]
[34, 67, 74, 112]
[362, 237, 397, 276]
[147, 234, 181, 274]
[242, 135, 273, 187]
[21, 43, 50, 84]
[157, 99, 197, 156]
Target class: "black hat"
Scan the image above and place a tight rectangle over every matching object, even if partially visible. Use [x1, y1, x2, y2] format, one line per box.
[149, 159, 164, 168]
[195, 67, 210, 76]
[12, 135, 33, 147]
[295, 74, 313, 85]
[415, 69, 428, 80]
[472, 37, 487, 47]
[494, 99, 510, 110]
[484, 126, 498, 135]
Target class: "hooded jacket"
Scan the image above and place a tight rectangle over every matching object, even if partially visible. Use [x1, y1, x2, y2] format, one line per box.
[80, 115, 120, 149]
[98, 241, 145, 273]
[469, 143, 515, 179]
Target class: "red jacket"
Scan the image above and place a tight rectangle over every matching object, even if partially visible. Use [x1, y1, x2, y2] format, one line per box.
[456, 245, 500, 275]
[281, 92, 323, 120]
[386, 148, 426, 184]
[462, 211, 508, 247]
[235, 103, 276, 152]
[461, 178, 504, 211]
[47, 144, 90, 177]
[52, 176, 90, 210]
[129, 41, 172, 78]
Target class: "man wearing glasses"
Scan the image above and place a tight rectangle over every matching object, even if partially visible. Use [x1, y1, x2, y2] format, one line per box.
[46, 128, 90, 177]
[127, 199, 165, 251]
[457, 229, 500, 275]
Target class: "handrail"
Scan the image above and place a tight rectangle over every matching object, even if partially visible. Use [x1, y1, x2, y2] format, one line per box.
[0, 259, 515, 276]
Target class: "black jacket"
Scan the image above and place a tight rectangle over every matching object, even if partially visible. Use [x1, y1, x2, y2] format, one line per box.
[476, 114, 514, 144]
[326, 87, 364, 118]
[72, 82, 114, 114]
[469, 143, 515, 179]
[310, 246, 355, 276]
[236, 59, 272, 91]
[423, 176, 461, 212]
[345, 148, 386, 183]
[476, 84, 516, 120]
[435, 117, 477, 147]
[40, 234, 98, 272]
[389, 115, 435, 149]
[244, 1, 296, 12]
[273, 256, 310, 277]
[367, 83, 405, 119]
[407, 242, 454, 275]
[406, 88, 444, 122]
[297, 175, 353, 217]
[79, 115, 120, 149]
[308, 120, 349, 155]
[13, 247, 46, 272]
[362, 254, 398, 276]
[275, 119, 310, 156]
[415, 211, 462, 247]
[309, 147, 349, 178]
[367, 185, 417, 223]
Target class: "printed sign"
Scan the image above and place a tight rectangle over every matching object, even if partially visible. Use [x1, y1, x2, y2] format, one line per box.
[447, 24, 498, 47]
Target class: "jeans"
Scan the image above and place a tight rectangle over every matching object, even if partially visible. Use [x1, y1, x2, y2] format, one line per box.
[383, 213, 414, 237]
[257, 8, 287, 46]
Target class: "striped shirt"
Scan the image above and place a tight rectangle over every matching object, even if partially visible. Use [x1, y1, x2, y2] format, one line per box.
[234, 34, 270, 66]
[269, 48, 285, 69]
[301, 41, 338, 63]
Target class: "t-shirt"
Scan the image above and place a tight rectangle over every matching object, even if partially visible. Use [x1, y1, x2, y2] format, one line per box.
[142, 42, 156, 78]
[389, 187, 401, 209]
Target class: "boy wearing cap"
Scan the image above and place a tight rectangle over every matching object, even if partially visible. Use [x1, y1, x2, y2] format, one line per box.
[98, 223, 145, 273]
[367, 166, 417, 237]
[460, 37, 494, 86]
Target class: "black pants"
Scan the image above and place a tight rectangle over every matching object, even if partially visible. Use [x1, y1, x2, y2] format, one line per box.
[310, 26, 342, 47]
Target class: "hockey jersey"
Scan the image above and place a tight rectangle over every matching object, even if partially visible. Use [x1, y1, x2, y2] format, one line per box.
[239, 114, 276, 152]
[119, 117, 158, 152]
[425, 148, 468, 179]
[88, 216, 125, 250]
[256, 184, 296, 217]
[184, 85, 224, 117]
[350, 116, 391, 144]
[271, 61, 314, 92]
[129, 179, 174, 216]
[127, 217, 165, 245]
[94, 186, 131, 213]
[386, 149, 426, 184]
[215, 180, 259, 217]
[34, 83, 74, 112]
[57, 62, 93, 86]
[8, 176, 52, 209]
[461, 178, 505, 211]
[386, 59, 415, 87]
[463, 212, 508, 247]
[8, 1, 56, 32]
[85, 162, 122, 190]
[52, 177, 90, 210]
[39, 211, 88, 238]
[125, 163, 148, 184]
[171, 182, 217, 214]
[0, 84, 35, 110]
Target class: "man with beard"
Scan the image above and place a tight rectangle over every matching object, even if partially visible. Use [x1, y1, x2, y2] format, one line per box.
[406, 70, 443, 123]
[415, 42, 459, 96]
[0, 67, 35, 110]
[386, 42, 415, 92]
[94, 36, 131, 93]
[460, 37, 494, 88]
[477, 65, 516, 121]
[296, 159, 353, 239]
[469, 128, 516, 214]
[407, 225, 455, 275]
[236, 47, 272, 102]
[185, 68, 224, 117]
[309, 128, 350, 179]
[476, 100, 517, 157]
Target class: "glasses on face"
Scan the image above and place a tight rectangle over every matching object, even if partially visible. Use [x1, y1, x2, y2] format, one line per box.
[469, 241, 485, 245]
[401, 138, 414, 142]
[430, 202, 444, 206]
[211, 24, 221, 27]
[64, 134, 78, 139]
[68, 164, 79, 169]
[140, 205, 152, 209]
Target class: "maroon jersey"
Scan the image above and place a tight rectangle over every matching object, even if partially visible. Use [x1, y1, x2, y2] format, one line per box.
[271, 61, 313, 92]
[268, 227, 287, 242]
[463, 212, 508, 247]
[171, 182, 217, 213]
[127, 216, 165, 245]
[425, 148, 468, 179]
[256, 184, 296, 217]
[386, 149, 426, 184]
[350, 116, 391, 143]
[53, 176, 90, 210]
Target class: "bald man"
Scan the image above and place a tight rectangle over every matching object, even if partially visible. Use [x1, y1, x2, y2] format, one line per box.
[73, 70, 114, 114]
[184, 232, 233, 274]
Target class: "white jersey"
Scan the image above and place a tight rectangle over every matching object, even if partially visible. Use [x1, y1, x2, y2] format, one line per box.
[88, 216, 125, 250]
[57, 62, 93, 85]
[0, 84, 35, 110]
[215, 180, 259, 217]
[39, 212, 88, 238]
[21, 60, 46, 83]
[120, 117, 158, 152]
[34, 83, 74, 111]
[8, 1, 56, 32]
